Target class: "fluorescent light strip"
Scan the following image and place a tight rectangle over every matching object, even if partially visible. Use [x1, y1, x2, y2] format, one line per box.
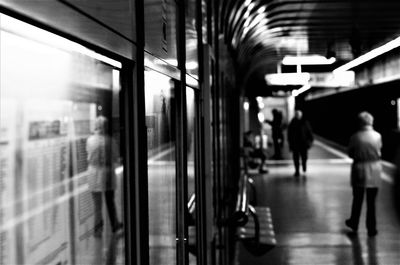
[334, 36, 400, 73]
[282, 55, 336, 65]
[1, 14, 122, 68]
[265, 73, 310, 86]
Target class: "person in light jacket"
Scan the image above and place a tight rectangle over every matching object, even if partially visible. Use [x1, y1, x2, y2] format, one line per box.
[346, 111, 382, 237]
[87, 115, 123, 237]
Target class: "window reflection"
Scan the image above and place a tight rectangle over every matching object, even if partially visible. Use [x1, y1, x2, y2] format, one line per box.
[0, 14, 125, 265]
[145, 70, 177, 265]
[185, 0, 199, 76]
[186, 87, 197, 264]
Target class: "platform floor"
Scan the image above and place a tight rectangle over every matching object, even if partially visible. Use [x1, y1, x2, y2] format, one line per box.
[237, 140, 400, 265]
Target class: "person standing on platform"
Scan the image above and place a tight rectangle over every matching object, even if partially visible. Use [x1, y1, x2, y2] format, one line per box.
[87, 115, 123, 237]
[287, 109, 314, 177]
[264, 109, 285, 159]
[345, 111, 382, 237]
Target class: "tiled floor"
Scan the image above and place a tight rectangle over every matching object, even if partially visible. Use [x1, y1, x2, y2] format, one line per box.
[237, 141, 400, 265]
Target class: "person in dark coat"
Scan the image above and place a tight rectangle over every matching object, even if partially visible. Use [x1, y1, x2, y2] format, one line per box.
[345, 111, 382, 237]
[287, 110, 314, 177]
[264, 109, 285, 159]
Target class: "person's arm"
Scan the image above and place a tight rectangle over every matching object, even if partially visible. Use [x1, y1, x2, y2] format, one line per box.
[111, 137, 121, 165]
[306, 121, 314, 146]
[264, 119, 272, 125]
[287, 122, 293, 150]
[348, 135, 355, 159]
[377, 134, 382, 158]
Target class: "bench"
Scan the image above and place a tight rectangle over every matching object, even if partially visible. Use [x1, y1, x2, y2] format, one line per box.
[231, 173, 276, 256]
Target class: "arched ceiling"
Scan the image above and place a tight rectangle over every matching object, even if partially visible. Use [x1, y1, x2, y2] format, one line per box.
[221, 0, 400, 95]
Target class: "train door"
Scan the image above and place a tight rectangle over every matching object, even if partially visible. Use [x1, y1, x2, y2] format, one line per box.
[144, 69, 178, 265]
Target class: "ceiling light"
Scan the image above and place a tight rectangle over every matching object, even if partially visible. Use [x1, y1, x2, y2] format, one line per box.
[257, 5, 266, 14]
[243, 102, 249, 111]
[282, 55, 336, 65]
[248, 3, 255, 11]
[333, 35, 400, 73]
[0, 14, 122, 68]
[265, 73, 310, 86]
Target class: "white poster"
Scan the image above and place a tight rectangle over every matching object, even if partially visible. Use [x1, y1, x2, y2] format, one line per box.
[21, 100, 72, 265]
[0, 99, 16, 264]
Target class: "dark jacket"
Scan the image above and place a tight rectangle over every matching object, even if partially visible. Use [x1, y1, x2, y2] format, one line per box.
[287, 118, 314, 151]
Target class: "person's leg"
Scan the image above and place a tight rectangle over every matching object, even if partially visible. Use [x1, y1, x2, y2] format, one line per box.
[92, 192, 103, 236]
[105, 190, 123, 232]
[300, 148, 308, 173]
[256, 149, 268, 173]
[346, 187, 365, 231]
[293, 150, 300, 176]
[366, 188, 378, 236]
[273, 136, 281, 158]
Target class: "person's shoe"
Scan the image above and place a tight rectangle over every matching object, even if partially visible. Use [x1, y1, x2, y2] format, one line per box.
[345, 219, 358, 232]
[294, 172, 300, 177]
[368, 230, 378, 237]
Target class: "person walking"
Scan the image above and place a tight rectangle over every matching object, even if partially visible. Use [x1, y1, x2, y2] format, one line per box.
[345, 111, 382, 237]
[287, 109, 314, 177]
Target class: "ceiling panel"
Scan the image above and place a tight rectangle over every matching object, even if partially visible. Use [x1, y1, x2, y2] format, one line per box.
[225, 0, 400, 92]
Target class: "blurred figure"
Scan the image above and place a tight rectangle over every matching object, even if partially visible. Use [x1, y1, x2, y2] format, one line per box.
[264, 109, 285, 159]
[287, 110, 314, 177]
[87, 115, 123, 237]
[243, 130, 268, 173]
[346, 111, 382, 237]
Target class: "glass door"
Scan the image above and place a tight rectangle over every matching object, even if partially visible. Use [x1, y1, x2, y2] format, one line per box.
[145, 70, 177, 265]
[186, 87, 198, 265]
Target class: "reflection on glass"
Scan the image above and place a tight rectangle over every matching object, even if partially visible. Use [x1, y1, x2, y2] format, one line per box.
[144, 0, 178, 63]
[186, 87, 197, 264]
[201, 0, 208, 44]
[145, 70, 176, 265]
[185, 0, 199, 76]
[186, 88, 196, 198]
[86, 116, 123, 238]
[0, 14, 125, 265]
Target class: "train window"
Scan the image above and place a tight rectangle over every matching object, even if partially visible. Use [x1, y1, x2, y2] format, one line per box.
[144, 69, 177, 265]
[185, 0, 199, 77]
[0, 14, 125, 264]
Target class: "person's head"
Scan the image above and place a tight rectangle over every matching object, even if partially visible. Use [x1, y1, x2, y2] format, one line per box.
[294, 110, 303, 120]
[94, 115, 108, 134]
[357, 111, 374, 127]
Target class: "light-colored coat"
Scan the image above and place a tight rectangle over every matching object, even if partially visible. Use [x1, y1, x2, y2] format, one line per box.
[348, 126, 382, 188]
[86, 134, 118, 191]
